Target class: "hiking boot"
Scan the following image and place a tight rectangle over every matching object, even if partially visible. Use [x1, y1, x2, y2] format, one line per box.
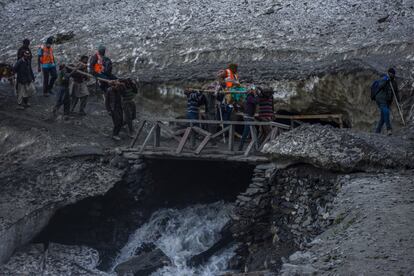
[387, 129, 392, 136]
[112, 135, 121, 141]
[16, 105, 25, 110]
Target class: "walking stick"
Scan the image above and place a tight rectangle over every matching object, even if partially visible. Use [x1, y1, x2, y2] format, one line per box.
[217, 103, 226, 143]
[388, 75, 406, 126]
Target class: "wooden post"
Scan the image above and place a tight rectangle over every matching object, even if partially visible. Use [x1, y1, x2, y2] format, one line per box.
[190, 123, 196, 148]
[129, 120, 146, 148]
[339, 116, 344, 128]
[250, 125, 259, 150]
[228, 124, 234, 151]
[290, 119, 294, 129]
[154, 123, 161, 147]
[139, 124, 156, 153]
[176, 127, 192, 154]
[195, 135, 212, 155]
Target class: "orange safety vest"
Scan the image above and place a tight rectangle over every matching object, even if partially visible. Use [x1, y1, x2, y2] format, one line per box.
[40, 46, 55, 65]
[225, 69, 238, 88]
[93, 52, 104, 74]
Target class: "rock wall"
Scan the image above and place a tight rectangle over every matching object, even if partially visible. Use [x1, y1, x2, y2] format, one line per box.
[231, 163, 340, 273]
[1, 0, 413, 82]
[0, 153, 124, 264]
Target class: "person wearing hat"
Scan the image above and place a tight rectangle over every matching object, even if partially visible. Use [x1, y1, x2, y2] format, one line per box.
[89, 45, 116, 97]
[374, 68, 400, 135]
[37, 36, 57, 97]
[14, 50, 35, 109]
[17, 38, 32, 62]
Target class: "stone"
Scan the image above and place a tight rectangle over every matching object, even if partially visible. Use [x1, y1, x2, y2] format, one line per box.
[252, 177, 266, 182]
[237, 195, 252, 202]
[262, 125, 414, 172]
[114, 248, 171, 276]
[288, 251, 312, 264]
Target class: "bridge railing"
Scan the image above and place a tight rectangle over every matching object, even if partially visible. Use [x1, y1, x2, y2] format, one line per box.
[128, 118, 291, 157]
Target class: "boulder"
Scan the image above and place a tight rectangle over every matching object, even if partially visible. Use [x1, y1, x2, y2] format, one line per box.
[262, 125, 414, 172]
[114, 248, 171, 276]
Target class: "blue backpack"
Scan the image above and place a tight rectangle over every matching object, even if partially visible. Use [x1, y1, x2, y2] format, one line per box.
[370, 78, 386, 101]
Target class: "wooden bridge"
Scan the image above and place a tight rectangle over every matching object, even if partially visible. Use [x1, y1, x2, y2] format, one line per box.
[122, 118, 291, 163]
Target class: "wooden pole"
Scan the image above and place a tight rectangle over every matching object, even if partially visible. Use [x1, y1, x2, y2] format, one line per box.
[65, 65, 113, 84]
[388, 75, 406, 126]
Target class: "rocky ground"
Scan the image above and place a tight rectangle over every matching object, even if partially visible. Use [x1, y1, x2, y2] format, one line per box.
[0, 82, 132, 264]
[280, 171, 414, 276]
[265, 125, 414, 275]
[1, 0, 413, 82]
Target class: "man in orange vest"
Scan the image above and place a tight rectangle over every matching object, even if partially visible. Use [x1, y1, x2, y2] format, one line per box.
[89, 45, 116, 94]
[37, 37, 57, 97]
[218, 63, 240, 89]
[217, 63, 240, 121]
[89, 45, 106, 77]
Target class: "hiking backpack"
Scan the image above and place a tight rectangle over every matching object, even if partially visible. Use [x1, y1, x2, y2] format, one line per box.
[370, 79, 385, 101]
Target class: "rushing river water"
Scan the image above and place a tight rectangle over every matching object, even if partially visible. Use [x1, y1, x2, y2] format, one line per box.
[112, 201, 235, 275]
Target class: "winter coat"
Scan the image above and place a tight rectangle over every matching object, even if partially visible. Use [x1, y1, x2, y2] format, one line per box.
[258, 94, 274, 119]
[244, 93, 257, 118]
[376, 78, 399, 106]
[186, 91, 206, 114]
[14, 58, 34, 84]
[106, 85, 123, 113]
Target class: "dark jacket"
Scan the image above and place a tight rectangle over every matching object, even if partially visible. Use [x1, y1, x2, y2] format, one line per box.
[106, 85, 124, 113]
[57, 69, 72, 88]
[17, 46, 32, 61]
[72, 62, 89, 83]
[14, 58, 34, 84]
[375, 78, 399, 106]
[186, 91, 206, 114]
[258, 94, 274, 118]
[244, 93, 257, 117]
[89, 54, 115, 78]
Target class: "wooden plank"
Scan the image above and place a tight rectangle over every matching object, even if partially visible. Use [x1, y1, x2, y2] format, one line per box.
[259, 132, 272, 151]
[273, 114, 343, 120]
[244, 140, 255, 157]
[228, 124, 234, 151]
[211, 126, 230, 139]
[250, 125, 259, 150]
[174, 129, 187, 135]
[270, 127, 279, 140]
[157, 122, 181, 142]
[192, 126, 211, 137]
[129, 120, 146, 148]
[139, 117, 291, 128]
[195, 134, 212, 155]
[176, 127, 192, 154]
[154, 123, 161, 147]
[139, 124, 156, 153]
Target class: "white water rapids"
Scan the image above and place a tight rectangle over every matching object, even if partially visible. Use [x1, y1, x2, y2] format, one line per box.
[112, 201, 236, 275]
